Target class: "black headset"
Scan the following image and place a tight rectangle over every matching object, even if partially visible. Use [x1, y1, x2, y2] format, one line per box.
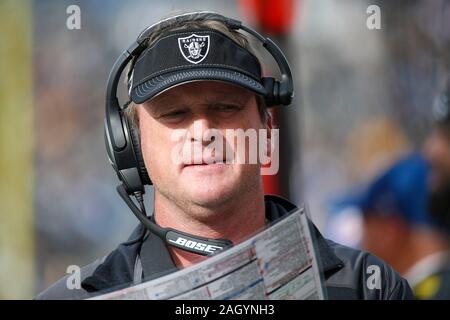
[104, 11, 294, 256]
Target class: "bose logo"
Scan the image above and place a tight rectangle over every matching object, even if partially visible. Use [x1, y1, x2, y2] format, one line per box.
[168, 237, 223, 254]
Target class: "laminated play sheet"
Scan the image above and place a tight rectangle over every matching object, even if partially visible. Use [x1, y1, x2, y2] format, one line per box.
[90, 207, 325, 300]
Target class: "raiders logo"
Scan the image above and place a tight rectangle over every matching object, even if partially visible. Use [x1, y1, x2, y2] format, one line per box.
[178, 34, 210, 64]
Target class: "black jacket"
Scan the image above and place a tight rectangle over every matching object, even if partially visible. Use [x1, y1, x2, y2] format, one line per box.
[36, 195, 414, 300]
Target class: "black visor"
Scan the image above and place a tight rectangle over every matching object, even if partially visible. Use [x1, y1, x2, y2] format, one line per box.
[129, 29, 267, 104]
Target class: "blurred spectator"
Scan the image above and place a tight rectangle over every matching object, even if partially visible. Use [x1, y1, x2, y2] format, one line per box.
[424, 88, 450, 233]
[338, 153, 450, 299]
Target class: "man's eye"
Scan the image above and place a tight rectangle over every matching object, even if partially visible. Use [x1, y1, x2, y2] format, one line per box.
[162, 110, 187, 118]
[213, 104, 241, 112]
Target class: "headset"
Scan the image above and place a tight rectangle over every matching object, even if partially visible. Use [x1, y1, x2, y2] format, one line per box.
[104, 11, 294, 256]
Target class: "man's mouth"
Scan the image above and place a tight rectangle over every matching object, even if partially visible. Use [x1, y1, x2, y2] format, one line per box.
[182, 158, 228, 167]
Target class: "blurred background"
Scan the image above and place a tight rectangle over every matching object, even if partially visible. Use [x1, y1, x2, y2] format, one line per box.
[0, 0, 449, 299]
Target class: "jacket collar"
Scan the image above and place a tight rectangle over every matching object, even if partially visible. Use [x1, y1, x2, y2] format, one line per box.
[82, 195, 343, 293]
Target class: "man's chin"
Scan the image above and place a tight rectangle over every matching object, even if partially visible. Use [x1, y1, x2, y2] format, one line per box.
[181, 164, 233, 186]
[182, 184, 237, 208]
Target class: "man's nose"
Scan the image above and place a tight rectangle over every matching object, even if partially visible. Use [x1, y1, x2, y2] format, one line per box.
[189, 117, 214, 145]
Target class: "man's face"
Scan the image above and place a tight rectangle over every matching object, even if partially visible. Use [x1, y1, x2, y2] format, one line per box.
[137, 81, 266, 214]
[424, 126, 450, 192]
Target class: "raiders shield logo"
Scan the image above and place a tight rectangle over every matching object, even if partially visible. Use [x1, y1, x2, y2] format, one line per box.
[178, 34, 210, 64]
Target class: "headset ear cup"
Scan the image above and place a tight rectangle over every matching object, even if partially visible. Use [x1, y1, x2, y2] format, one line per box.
[273, 80, 280, 105]
[262, 77, 280, 106]
[278, 81, 292, 106]
[129, 124, 152, 185]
